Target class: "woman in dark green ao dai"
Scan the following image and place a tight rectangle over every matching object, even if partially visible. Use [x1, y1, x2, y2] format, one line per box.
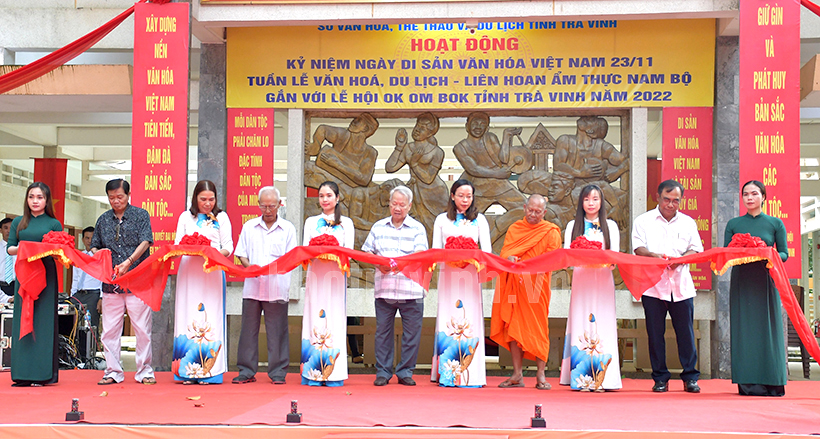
[6, 182, 63, 387]
[724, 180, 788, 396]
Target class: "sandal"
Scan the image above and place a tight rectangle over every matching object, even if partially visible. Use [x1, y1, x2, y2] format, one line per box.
[98, 377, 117, 385]
[498, 378, 525, 388]
[141, 377, 157, 385]
[535, 381, 552, 390]
[182, 380, 197, 385]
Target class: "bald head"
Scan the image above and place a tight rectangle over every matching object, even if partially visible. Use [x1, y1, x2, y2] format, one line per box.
[524, 194, 547, 224]
[527, 194, 546, 208]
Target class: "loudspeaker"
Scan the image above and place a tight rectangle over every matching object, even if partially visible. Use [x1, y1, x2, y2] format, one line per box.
[0, 309, 12, 370]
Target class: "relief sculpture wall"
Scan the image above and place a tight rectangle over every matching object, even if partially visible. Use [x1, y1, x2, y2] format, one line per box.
[304, 112, 630, 287]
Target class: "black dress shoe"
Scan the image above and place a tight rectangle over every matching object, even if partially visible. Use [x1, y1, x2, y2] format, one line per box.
[373, 376, 389, 386]
[652, 381, 668, 392]
[684, 380, 701, 393]
[397, 376, 416, 386]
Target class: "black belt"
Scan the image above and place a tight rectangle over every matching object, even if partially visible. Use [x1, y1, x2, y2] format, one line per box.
[76, 289, 101, 294]
[0, 281, 13, 287]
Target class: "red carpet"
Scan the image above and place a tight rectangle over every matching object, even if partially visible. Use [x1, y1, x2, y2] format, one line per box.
[0, 370, 818, 435]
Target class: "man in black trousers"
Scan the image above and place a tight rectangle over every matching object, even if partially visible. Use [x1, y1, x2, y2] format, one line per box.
[632, 180, 703, 394]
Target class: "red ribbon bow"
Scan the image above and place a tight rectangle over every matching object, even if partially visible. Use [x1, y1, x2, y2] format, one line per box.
[179, 232, 212, 246]
[444, 236, 478, 250]
[444, 236, 479, 269]
[570, 236, 603, 250]
[309, 234, 340, 247]
[727, 233, 768, 248]
[42, 231, 75, 246]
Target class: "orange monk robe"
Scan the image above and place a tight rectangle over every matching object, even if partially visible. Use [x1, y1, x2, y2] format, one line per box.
[490, 218, 561, 362]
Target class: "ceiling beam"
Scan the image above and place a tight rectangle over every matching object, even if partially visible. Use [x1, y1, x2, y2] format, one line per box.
[0, 146, 44, 160]
[81, 180, 111, 198]
[0, 124, 56, 146]
[58, 127, 132, 147]
[0, 112, 133, 125]
[801, 179, 820, 195]
[801, 144, 820, 157]
[92, 147, 134, 162]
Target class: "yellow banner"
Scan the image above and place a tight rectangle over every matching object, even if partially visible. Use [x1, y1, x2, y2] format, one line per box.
[227, 19, 715, 109]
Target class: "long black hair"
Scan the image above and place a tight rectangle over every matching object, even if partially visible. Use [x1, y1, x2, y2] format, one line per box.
[446, 179, 478, 221]
[189, 180, 223, 216]
[571, 184, 612, 250]
[319, 180, 342, 225]
[18, 182, 57, 233]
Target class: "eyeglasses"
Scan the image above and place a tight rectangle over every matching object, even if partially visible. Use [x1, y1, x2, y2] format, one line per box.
[259, 204, 279, 211]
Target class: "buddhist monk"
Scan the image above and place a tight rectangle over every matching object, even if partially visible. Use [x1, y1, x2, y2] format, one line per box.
[491, 194, 561, 390]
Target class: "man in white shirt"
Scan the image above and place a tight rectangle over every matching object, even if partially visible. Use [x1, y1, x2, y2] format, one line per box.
[233, 186, 297, 384]
[71, 226, 103, 328]
[1, 217, 16, 300]
[632, 180, 703, 394]
[361, 185, 429, 386]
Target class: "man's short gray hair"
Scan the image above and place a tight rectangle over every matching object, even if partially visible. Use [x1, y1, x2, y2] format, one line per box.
[390, 185, 413, 204]
[258, 186, 280, 200]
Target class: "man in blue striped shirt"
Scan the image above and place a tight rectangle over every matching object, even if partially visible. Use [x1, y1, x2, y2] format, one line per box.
[361, 185, 428, 386]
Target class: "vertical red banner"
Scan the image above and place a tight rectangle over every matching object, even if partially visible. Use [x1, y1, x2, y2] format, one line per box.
[130, 2, 191, 264]
[661, 107, 714, 290]
[740, 0, 801, 277]
[34, 158, 68, 291]
[33, 158, 68, 225]
[226, 108, 275, 279]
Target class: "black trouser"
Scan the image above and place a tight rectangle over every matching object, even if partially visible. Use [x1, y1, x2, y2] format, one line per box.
[74, 289, 101, 328]
[642, 295, 699, 383]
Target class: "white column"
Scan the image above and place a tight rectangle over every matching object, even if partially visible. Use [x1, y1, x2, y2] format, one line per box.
[630, 107, 648, 225]
[287, 109, 305, 301]
[802, 233, 810, 317]
[0, 48, 13, 65]
[813, 231, 820, 322]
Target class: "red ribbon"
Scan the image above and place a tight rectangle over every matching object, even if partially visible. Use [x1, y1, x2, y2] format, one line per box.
[15, 243, 112, 338]
[16, 242, 819, 366]
[803, 0, 820, 17]
[0, 3, 142, 94]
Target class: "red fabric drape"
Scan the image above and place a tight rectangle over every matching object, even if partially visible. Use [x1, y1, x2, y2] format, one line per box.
[0, 3, 140, 95]
[15, 242, 820, 365]
[15, 244, 112, 338]
[803, 0, 820, 16]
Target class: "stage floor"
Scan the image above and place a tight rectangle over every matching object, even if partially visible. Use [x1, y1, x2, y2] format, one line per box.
[0, 370, 819, 437]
